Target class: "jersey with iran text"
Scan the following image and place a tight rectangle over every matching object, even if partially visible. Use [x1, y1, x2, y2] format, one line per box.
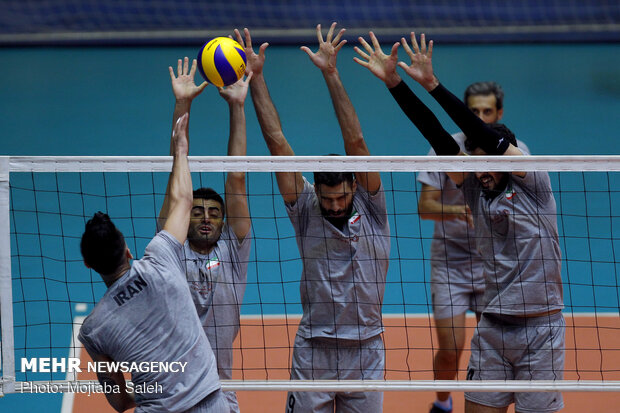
[286, 177, 390, 340]
[78, 230, 220, 413]
[461, 171, 563, 316]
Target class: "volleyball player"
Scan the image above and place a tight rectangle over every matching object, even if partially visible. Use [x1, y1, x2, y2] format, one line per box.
[157, 57, 252, 413]
[358, 32, 564, 413]
[354, 34, 537, 413]
[236, 24, 390, 413]
[78, 113, 229, 412]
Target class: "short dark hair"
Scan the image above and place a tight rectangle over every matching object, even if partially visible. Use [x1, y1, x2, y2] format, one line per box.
[464, 81, 504, 110]
[193, 187, 225, 216]
[465, 123, 518, 152]
[313, 154, 355, 187]
[314, 171, 355, 187]
[81, 212, 126, 275]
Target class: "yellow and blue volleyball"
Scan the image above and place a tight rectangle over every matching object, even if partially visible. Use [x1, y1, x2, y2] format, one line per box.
[197, 37, 247, 87]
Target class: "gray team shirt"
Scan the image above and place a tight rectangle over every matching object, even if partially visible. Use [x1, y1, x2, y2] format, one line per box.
[78, 231, 220, 412]
[417, 133, 531, 263]
[286, 177, 390, 340]
[461, 171, 564, 315]
[182, 223, 251, 380]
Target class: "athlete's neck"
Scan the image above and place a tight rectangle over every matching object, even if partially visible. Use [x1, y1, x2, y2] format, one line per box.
[189, 240, 216, 256]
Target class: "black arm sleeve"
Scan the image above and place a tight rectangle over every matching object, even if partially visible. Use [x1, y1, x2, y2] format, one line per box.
[388, 80, 460, 156]
[429, 82, 509, 155]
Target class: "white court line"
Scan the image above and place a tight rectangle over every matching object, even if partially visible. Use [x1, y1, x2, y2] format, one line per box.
[60, 315, 86, 413]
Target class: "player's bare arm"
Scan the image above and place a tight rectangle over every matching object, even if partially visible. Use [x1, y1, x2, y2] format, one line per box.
[237, 27, 304, 204]
[302, 22, 381, 194]
[219, 74, 253, 241]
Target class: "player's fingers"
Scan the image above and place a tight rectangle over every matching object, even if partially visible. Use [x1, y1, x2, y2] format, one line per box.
[234, 29, 244, 47]
[244, 28, 253, 49]
[183, 56, 189, 74]
[197, 81, 208, 92]
[358, 36, 373, 54]
[352, 57, 369, 68]
[353, 46, 370, 61]
[369, 31, 381, 51]
[390, 42, 400, 57]
[168, 66, 175, 81]
[177, 59, 182, 76]
[334, 39, 347, 53]
[326, 22, 336, 43]
[400, 37, 414, 59]
[411, 32, 420, 54]
[428, 40, 434, 59]
[333, 28, 345, 45]
[316, 24, 324, 44]
[420, 33, 426, 54]
[258, 42, 269, 58]
[300, 45, 313, 58]
[189, 59, 197, 77]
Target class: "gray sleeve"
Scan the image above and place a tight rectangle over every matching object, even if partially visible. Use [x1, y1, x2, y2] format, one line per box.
[142, 231, 186, 277]
[357, 182, 388, 226]
[78, 324, 102, 357]
[285, 177, 314, 235]
[513, 171, 554, 204]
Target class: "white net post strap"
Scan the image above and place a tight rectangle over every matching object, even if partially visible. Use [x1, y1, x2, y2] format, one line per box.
[11, 380, 620, 393]
[0, 157, 15, 395]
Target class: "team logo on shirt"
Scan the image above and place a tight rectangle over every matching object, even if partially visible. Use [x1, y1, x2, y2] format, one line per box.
[349, 210, 360, 225]
[505, 186, 516, 200]
[205, 257, 220, 270]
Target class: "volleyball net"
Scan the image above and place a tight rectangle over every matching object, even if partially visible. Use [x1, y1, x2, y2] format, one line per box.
[1, 155, 620, 395]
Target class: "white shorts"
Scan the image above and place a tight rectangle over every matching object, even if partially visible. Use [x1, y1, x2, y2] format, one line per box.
[465, 312, 565, 412]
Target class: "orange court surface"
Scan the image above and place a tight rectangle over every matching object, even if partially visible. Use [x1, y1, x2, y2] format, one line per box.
[72, 314, 620, 412]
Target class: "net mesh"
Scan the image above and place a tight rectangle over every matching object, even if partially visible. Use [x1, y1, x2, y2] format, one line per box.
[2, 155, 620, 394]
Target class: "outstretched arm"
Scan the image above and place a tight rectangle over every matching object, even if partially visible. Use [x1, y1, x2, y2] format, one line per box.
[354, 32, 464, 182]
[218, 74, 253, 241]
[159, 58, 207, 230]
[302, 22, 381, 194]
[399, 33, 523, 159]
[162, 113, 193, 244]
[236, 28, 304, 204]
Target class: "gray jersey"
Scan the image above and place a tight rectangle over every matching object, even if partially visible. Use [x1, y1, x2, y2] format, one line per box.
[286, 177, 390, 340]
[461, 171, 563, 315]
[183, 223, 251, 380]
[417, 133, 531, 263]
[78, 231, 220, 413]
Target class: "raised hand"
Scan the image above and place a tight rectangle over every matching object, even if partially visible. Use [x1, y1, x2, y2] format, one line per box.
[234, 28, 268, 76]
[301, 22, 346, 73]
[398, 33, 438, 91]
[169, 57, 208, 102]
[218, 72, 253, 105]
[353, 31, 401, 88]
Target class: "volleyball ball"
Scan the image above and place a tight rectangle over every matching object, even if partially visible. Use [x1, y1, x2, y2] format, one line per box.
[197, 37, 247, 87]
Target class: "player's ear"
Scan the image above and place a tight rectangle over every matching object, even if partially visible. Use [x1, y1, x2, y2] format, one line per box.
[125, 247, 133, 261]
[497, 108, 504, 121]
[83, 260, 91, 269]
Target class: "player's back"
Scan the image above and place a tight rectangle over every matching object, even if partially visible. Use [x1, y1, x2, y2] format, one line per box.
[79, 231, 220, 412]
